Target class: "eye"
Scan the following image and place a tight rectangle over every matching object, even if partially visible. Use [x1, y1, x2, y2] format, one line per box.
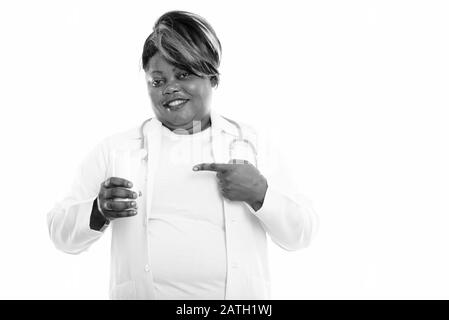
[151, 79, 164, 87]
[178, 72, 191, 80]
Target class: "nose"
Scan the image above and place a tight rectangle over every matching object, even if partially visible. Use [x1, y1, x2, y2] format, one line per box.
[163, 80, 181, 95]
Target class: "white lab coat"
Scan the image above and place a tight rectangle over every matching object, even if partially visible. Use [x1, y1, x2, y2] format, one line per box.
[47, 111, 319, 299]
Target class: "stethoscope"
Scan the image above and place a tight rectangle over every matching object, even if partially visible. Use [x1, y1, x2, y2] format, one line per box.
[139, 117, 258, 167]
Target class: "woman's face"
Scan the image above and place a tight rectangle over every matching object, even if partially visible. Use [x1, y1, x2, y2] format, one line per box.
[145, 52, 214, 132]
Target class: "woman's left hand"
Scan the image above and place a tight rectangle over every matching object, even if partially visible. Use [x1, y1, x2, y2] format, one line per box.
[193, 160, 268, 211]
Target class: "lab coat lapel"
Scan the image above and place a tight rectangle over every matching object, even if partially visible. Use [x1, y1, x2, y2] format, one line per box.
[211, 111, 237, 300]
[210, 111, 228, 164]
[143, 118, 162, 220]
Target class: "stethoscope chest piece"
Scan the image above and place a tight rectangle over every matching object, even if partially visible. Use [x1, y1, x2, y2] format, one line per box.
[229, 138, 258, 167]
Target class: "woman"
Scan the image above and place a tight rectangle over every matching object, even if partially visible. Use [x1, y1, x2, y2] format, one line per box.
[47, 10, 318, 300]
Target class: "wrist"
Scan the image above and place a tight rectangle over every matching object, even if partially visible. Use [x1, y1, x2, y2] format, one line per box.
[249, 177, 268, 211]
[90, 198, 110, 231]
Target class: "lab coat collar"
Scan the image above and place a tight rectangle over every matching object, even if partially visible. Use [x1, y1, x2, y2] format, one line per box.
[210, 110, 240, 137]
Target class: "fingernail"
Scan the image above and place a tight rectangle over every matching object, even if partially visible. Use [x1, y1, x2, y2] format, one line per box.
[193, 166, 198, 171]
[133, 193, 138, 199]
[128, 182, 133, 187]
[131, 201, 136, 206]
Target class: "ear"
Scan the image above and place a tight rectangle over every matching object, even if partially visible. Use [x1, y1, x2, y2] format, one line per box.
[210, 75, 218, 87]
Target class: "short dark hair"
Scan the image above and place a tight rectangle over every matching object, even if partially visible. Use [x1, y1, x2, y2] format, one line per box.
[142, 11, 222, 86]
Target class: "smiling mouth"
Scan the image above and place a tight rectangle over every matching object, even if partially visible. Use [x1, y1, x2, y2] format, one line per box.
[163, 99, 189, 111]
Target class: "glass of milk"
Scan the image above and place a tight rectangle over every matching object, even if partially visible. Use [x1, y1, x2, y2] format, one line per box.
[111, 149, 140, 204]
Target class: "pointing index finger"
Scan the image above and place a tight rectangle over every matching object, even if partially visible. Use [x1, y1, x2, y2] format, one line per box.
[193, 163, 230, 172]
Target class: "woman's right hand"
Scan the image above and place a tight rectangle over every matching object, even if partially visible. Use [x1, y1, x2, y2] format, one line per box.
[97, 177, 138, 221]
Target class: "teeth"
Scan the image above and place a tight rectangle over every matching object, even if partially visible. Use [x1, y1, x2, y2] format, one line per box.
[167, 99, 187, 107]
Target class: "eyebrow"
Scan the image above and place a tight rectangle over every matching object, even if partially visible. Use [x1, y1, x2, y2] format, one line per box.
[149, 67, 183, 75]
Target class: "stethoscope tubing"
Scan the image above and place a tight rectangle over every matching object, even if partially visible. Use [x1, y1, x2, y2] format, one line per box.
[139, 117, 257, 166]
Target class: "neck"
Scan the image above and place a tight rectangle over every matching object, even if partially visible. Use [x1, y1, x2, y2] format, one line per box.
[162, 116, 211, 135]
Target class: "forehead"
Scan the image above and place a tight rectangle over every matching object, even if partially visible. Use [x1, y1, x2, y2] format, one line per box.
[147, 52, 179, 74]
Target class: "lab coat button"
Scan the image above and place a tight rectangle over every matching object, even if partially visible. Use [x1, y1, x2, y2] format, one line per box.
[144, 264, 150, 272]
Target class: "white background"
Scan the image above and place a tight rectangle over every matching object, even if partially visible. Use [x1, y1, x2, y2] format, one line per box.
[0, 0, 448, 299]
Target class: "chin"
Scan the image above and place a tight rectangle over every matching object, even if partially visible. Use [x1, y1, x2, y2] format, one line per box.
[162, 115, 194, 128]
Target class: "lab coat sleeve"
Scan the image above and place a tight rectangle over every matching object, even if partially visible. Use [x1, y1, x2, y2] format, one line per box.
[245, 134, 319, 251]
[47, 140, 109, 254]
